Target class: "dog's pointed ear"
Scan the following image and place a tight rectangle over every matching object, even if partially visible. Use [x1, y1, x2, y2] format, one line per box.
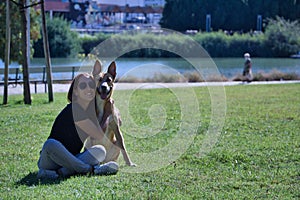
[92, 60, 102, 76]
[108, 61, 117, 80]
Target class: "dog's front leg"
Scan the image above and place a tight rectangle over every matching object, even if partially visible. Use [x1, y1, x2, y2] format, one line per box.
[117, 131, 136, 167]
[109, 119, 136, 167]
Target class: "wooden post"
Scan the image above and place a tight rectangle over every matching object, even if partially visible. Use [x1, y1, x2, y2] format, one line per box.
[3, 0, 11, 105]
[20, 0, 31, 104]
[41, 0, 54, 102]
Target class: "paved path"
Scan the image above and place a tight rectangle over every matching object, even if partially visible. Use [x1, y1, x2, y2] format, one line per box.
[1, 81, 299, 95]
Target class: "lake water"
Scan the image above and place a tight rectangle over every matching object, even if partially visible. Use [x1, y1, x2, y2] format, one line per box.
[1, 57, 299, 80]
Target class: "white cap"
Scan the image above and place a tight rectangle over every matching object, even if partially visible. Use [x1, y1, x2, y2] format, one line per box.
[244, 53, 250, 58]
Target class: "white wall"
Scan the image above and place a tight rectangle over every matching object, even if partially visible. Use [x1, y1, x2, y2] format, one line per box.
[97, 0, 144, 6]
[97, 0, 165, 7]
[144, 0, 165, 7]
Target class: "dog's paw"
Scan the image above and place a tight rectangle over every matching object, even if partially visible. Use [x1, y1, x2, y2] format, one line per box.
[127, 162, 137, 167]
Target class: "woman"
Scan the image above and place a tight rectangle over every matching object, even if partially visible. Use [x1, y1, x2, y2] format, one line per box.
[37, 73, 118, 179]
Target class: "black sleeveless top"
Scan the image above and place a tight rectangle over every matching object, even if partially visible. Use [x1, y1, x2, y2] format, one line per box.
[48, 101, 98, 155]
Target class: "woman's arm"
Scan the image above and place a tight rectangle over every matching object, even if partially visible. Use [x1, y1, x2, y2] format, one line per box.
[75, 119, 104, 141]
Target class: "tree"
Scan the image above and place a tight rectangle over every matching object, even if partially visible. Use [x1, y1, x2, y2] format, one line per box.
[19, 0, 31, 104]
[41, 0, 53, 102]
[160, 0, 201, 32]
[0, 1, 40, 63]
[160, 0, 300, 32]
[1, 0, 40, 104]
[3, 0, 11, 105]
[33, 16, 81, 58]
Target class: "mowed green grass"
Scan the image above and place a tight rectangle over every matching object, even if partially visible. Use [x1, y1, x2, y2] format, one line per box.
[0, 84, 299, 199]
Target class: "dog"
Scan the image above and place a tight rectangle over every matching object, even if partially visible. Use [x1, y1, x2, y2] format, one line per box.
[84, 60, 135, 166]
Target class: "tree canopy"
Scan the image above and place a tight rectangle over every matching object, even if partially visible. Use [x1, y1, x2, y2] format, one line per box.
[0, 1, 40, 63]
[160, 0, 300, 32]
[33, 16, 81, 58]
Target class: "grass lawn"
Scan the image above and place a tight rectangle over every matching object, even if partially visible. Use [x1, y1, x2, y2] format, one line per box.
[0, 84, 299, 199]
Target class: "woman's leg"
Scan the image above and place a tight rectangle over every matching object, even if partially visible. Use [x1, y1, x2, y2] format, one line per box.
[38, 139, 91, 176]
[77, 145, 106, 165]
[58, 145, 106, 177]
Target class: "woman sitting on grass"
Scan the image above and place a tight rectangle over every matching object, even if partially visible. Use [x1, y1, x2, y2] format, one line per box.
[37, 73, 118, 179]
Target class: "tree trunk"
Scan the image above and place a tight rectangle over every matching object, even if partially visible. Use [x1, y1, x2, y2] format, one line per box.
[41, 0, 54, 102]
[3, 0, 11, 105]
[20, 0, 31, 104]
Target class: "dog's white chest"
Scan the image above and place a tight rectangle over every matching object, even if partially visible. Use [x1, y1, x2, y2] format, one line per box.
[96, 97, 106, 120]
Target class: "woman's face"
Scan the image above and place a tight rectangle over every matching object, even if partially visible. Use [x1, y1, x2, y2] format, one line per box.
[76, 75, 96, 102]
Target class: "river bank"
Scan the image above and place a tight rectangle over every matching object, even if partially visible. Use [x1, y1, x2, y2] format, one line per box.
[1, 58, 299, 81]
[1, 80, 300, 95]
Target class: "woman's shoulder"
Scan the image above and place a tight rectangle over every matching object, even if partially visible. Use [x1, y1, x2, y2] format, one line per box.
[61, 103, 73, 113]
[59, 103, 82, 117]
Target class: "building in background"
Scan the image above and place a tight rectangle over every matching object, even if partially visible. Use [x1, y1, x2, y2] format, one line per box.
[39, 0, 164, 32]
[144, 0, 165, 7]
[98, 0, 143, 6]
[97, 0, 165, 7]
[39, 0, 70, 19]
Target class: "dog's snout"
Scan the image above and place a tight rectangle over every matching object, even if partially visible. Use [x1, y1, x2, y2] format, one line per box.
[101, 85, 107, 91]
[101, 82, 110, 92]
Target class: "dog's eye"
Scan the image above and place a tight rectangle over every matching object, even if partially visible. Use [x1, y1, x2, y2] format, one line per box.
[107, 77, 112, 83]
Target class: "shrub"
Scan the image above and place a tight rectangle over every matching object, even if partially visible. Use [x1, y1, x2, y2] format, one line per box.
[81, 31, 271, 58]
[264, 17, 300, 57]
[146, 73, 186, 83]
[193, 31, 270, 57]
[117, 71, 230, 83]
[78, 17, 300, 58]
[233, 70, 300, 81]
[194, 31, 229, 57]
[253, 70, 300, 81]
[184, 72, 204, 82]
[80, 33, 111, 56]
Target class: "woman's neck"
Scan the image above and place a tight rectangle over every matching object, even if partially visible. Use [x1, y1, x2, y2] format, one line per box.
[76, 99, 90, 110]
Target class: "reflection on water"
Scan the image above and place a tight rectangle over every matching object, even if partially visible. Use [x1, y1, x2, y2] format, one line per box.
[103, 57, 300, 79]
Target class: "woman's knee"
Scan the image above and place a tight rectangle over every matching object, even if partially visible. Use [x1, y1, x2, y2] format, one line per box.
[76, 145, 106, 165]
[43, 139, 61, 151]
[89, 145, 106, 162]
[80, 145, 106, 165]
[38, 139, 62, 170]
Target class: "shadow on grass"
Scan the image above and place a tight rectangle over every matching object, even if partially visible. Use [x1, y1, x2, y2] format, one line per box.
[15, 171, 116, 187]
[15, 171, 63, 186]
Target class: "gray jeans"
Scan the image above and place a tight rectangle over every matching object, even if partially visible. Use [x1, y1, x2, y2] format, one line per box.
[38, 139, 106, 177]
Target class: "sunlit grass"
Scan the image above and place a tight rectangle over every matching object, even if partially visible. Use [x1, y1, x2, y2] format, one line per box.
[0, 84, 299, 199]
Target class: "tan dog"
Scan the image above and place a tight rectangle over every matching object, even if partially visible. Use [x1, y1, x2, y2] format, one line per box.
[84, 60, 135, 166]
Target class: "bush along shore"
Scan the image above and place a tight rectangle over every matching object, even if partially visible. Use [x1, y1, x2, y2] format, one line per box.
[78, 17, 300, 59]
[117, 70, 300, 83]
[80, 32, 272, 58]
[32, 16, 299, 58]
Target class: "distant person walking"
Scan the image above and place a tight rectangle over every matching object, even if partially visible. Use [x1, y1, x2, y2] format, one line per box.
[243, 53, 253, 82]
